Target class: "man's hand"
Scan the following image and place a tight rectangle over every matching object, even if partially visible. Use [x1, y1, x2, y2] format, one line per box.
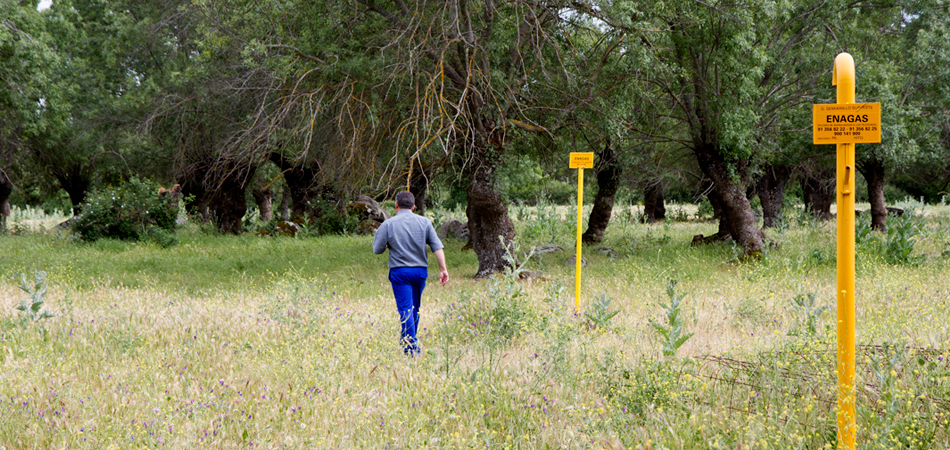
[434, 249, 449, 286]
[439, 269, 449, 286]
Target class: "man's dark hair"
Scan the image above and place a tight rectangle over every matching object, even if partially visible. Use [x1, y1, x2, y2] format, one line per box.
[395, 191, 415, 209]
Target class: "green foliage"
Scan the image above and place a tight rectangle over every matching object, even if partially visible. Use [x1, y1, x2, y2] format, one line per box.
[496, 153, 575, 206]
[513, 197, 571, 246]
[584, 290, 620, 330]
[14, 270, 55, 326]
[787, 291, 829, 337]
[649, 279, 694, 358]
[884, 215, 923, 265]
[857, 213, 923, 265]
[71, 177, 178, 245]
[313, 199, 359, 236]
[696, 196, 714, 220]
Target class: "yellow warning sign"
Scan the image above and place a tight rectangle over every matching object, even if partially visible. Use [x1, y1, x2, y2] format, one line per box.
[569, 152, 594, 169]
[813, 103, 881, 144]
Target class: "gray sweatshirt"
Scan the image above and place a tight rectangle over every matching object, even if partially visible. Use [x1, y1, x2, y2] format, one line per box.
[372, 210, 444, 268]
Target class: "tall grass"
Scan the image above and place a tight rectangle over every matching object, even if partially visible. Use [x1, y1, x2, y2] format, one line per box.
[1, 203, 948, 448]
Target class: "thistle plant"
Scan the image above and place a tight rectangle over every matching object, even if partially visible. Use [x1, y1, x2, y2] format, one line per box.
[585, 290, 620, 330]
[649, 279, 694, 357]
[14, 270, 55, 326]
[787, 291, 829, 337]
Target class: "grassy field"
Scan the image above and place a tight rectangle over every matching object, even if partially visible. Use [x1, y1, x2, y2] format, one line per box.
[1, 200, 949, 449]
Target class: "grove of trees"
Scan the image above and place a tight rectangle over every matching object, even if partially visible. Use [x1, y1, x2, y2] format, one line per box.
[2, 0, 949, 274]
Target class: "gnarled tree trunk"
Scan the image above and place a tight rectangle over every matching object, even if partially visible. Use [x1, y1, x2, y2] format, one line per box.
[466, 143, 516, 278]
[177, 159, 212, 221]
[270, 152, 323, 221]
[180, 181, 211, 221]
[642, 181, 666, 223]
[408, 158, 430, 215]
[582, 141, 621, 244]
[858, 157, 887, 232]
[694, 143, 765, 257]
[208, 162, 256, 234]
[756, 164, 791, 228]
[52, 164, 91, 216]
[801, 166, 834, 220]
[692, 190, 733, 244]
[253, 187, 274, 222]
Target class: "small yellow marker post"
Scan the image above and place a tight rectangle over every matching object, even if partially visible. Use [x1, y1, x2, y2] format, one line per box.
[813, 52, 880, 450]
[570, 152, 594, 313]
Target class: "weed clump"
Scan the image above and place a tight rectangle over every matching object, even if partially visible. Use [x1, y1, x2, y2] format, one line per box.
[13, 271, 55, 331]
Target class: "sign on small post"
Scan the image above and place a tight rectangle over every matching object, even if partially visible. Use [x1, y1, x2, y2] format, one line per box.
[813, 52, 881, 450]
[569, 152, 594, 313]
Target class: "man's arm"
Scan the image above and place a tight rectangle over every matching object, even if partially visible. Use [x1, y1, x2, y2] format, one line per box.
[434, 248, 449, 286]
[372, 223, 389, 254]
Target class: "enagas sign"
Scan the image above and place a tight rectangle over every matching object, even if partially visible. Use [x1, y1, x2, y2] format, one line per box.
[812, 103, 881, 144]
[569, 152, 594, 169]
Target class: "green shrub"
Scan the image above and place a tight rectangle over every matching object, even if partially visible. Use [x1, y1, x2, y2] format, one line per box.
[71, 177, 179, 244]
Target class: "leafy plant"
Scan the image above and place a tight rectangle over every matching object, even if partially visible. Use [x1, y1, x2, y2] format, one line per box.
[485, 238, 542, 341]
[787, 291, 829, 337]
[313, 198, 359, 236]
[14, 271, 55, 326]
[649, 279, 694, 357]
[884, 214, 922, 265]
[515, 196, 568, 245]
[856, 212, 875, 245]
[585, 290, 620, 330]
[857, 213, 923, 265]
[71, 177, 179, 244]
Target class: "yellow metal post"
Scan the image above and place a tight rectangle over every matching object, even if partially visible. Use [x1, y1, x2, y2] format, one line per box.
[575, 167, 584, 313]
[833, 52, 857, 450]
[569, 152, 593, 313]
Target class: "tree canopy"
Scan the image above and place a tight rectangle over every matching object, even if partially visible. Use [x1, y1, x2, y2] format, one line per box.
[2, 0, 948, 267]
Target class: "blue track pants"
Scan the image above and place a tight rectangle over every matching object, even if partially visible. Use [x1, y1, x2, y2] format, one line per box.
[389, 267, 427, 355]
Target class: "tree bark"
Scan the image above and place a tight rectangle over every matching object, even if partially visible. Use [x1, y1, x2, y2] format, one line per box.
[709, 191, 734, 239]
[858, 157, 887, 232]
[465, 144, 516, 278]
[208, 162, 256, 234]
[801, 167, 834, 220]
[51, 164, 91, 216]
[252, 187, 274, 222]
[176, 165, 212, 222]
[408, 158, 429, 215]
[691, 190, 739, 246]
[756, 164, 791, 228]
[270, 152, 324, 221]
[0, 170, 12, 231]
[694, 143, 765, 257]
[642, 181, 666, 223]
[582, 142, 621, 244]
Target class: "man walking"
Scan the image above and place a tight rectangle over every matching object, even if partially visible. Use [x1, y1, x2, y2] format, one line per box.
[373, 191, 449, 356]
